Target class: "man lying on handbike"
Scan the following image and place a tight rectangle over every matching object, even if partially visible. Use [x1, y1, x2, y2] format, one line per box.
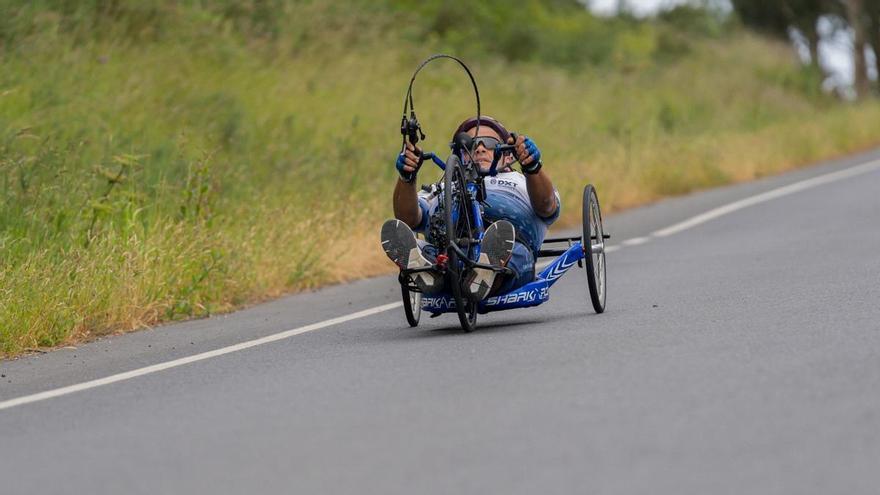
[381, 116, 561, 300]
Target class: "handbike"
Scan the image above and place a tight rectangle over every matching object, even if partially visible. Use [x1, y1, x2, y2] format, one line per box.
[395, 55, 609, 332]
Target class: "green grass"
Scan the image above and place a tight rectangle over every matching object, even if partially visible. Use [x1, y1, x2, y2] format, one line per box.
[1, 0, 879, 356]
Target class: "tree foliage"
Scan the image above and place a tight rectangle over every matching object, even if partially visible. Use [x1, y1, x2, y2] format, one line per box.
[732, 0, 879, 97]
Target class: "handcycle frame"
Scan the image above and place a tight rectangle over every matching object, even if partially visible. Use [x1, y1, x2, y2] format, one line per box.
[398, 146, 609, 326]
[394, 53, 607, 331]
[402, 238, 587, 315]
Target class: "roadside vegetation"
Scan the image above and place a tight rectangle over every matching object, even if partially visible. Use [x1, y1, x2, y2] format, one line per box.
[2, 0, 879, 356]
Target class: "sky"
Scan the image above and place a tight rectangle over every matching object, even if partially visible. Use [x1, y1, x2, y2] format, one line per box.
[588, 0, 689, 16]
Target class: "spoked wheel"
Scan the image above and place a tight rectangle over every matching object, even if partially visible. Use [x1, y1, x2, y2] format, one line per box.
[447, 250, 477, 331]
[583, 184, 606, 313]
[401, 285, 421, 327]
[444, 156, 478, 332]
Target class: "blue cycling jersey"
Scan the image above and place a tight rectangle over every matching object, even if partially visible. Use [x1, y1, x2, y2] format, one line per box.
[415, 171, 561, 254]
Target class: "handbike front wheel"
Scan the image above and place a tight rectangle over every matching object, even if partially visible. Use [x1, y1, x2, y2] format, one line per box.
[447, 249, 477, 332]
[583, 184, 606, 313]
[444, 155, 478, 332]
[401, 285, 421, 327]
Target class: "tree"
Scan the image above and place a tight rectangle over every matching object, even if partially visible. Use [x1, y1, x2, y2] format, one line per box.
[864, 0, 880, 91]
[734, 0, 880, 96]
[784, 0, 832, 71]
[732, 0, 831, 71]
[843, 0, 872, 98]
[731, 0, 789, 39]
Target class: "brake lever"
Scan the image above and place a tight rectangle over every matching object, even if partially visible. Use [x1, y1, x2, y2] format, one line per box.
[489, 138, 518, 176]
[400, 114, 426, 146]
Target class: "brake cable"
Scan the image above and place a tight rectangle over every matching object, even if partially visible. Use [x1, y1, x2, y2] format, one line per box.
[400, 54, 481, 164]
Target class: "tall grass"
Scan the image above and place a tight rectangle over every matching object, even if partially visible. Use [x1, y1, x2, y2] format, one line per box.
[1, 1, 879, 356]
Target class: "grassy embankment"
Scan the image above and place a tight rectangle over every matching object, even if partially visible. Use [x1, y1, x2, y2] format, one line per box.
[2, 0, 879, 356]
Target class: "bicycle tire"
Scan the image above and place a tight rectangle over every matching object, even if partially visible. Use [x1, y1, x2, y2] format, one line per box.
[443, 156, 478, 332]
[401, 285, 421, 327]
[583, 184, 606, 313]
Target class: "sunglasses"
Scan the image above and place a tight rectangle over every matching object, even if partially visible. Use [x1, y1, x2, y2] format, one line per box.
[470, 136, 502, 150]
[458, 136, 502, 160]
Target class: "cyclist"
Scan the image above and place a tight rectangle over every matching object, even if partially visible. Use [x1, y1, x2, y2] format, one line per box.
[381, 116, 561, 300]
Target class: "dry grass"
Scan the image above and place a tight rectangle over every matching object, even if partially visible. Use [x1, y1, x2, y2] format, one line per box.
[2, 4, 879, 357]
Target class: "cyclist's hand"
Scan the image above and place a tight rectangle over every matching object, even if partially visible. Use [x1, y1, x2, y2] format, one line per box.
[508, 134, 542, 174]
[396, 141, 423, 183]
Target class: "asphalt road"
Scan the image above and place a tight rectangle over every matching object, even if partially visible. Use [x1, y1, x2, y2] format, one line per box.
[2, 149, 880, 494]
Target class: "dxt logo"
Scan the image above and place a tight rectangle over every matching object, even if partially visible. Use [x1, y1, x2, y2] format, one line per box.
[490, 178, 517, 188]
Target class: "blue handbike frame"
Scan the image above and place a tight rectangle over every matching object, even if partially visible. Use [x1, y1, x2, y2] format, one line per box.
[415, 151, 587, 317]
[421, 241, 585, 315]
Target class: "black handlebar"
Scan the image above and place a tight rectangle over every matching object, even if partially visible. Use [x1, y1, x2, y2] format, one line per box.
[493, 144, 517, 153]
[487, 141, 516, 176]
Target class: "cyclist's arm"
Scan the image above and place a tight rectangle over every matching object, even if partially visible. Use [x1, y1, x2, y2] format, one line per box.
[393, 179, 422, 229]
[525, 169, 559, 219]
[509, 134, 558, 218]
[392, 140, 427, 229]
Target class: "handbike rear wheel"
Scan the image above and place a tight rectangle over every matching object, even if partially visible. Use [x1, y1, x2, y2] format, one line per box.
[401, 285, 421, 327]
[583, 184, 606, 313]
[444, 156, 478, 332]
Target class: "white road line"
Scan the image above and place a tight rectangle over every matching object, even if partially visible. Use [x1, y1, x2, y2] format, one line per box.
[4, 158, 880, 412]
[621, 237, 650, 246]
[0, 302, 402, 412]
[652, 159, 880, 238]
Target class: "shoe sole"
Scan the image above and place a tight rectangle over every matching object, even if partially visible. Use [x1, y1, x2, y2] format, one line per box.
[381, 219, 442, 293]
[466, 220, 515, 300]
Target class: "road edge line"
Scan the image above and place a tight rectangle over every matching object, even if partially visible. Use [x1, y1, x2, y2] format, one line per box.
[0, 302, 402, 411]
[651, 159, 880, 238]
